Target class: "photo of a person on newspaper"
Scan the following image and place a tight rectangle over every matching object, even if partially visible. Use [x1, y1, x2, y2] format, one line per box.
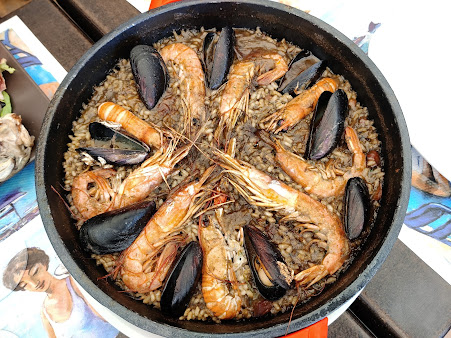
[2, 247, 119, 338]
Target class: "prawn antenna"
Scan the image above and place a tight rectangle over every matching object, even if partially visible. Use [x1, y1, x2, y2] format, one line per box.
[51, 185, 77, 219]
[163, 123, 214, 163]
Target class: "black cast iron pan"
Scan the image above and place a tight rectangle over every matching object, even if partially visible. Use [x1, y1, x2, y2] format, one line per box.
[35, 0, 411, 336]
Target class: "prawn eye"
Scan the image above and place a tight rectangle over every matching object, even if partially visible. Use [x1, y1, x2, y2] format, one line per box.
[277, 120, 289, 132]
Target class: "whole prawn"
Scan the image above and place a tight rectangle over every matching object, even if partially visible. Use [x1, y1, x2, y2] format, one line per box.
[159, 43, 206, 139]
[113, 139, 191, 209]
[98, 102, 164, 149]
[199, 213, 242, 320]
[214, 61, 254, 143]
[118, 165, 216, 293]
[71, 137, 192, 220]
[214, 148, 349, 287]
[71, 168, 117, 220]
[261, 77, 338, 133]
[214, 51, 288, 144]
[258, 126, 366, 198]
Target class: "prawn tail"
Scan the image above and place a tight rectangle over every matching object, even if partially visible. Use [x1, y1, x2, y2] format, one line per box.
[202, 274, 242, 320]
[294, 265, 329, 288]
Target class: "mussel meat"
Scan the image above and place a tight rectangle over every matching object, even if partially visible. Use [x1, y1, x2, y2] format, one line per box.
[160, 241, 203, 318]
[203, 27, 235, 90]
[278, 50, 326, 95]
[130, 45, 169, 110]
[305, 89, 348, 160]
[243, 224, 293, 301]
[76, 122, 150, 165]
[344, 177, 370, 240]
[79, 200, 156, 254]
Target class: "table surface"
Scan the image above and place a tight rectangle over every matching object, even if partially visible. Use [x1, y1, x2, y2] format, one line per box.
[1, 1, 450, 337]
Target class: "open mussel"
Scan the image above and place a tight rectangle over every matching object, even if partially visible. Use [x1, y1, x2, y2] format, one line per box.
[305, 89, 348, 160]
[160, 241, 203, 318]
[243, 224, 293, 301]
[130, 45, 169, 110]
[79, 200, 156, 254]
[203, 27, 235, 90]
[76, 122, 150, 165]
[278, 50, 326, 95]
[344, 177, 370, 240]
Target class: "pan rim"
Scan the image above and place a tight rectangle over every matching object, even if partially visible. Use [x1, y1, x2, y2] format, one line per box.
[36, 0, 411, 336]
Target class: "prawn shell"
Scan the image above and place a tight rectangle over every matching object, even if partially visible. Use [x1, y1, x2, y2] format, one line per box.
[76, 122, 150, 165]
[344, 177, 370, 240]
[244, 224, 292, 301]
[305, 89, 348, 160]
[160, 241, 203, 318]
[79, 200, 156, 254]
[130, 45, 168, 110]
[203, 27, 235, 90]
[278, 50, 325, 94]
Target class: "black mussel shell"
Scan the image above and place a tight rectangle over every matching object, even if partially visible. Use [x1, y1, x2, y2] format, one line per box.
[79, 200, 156, 254]
[76, 122, 150, 165]
[344, 177, 370, 240]
[278, 50, 325, 95]
[76, 147, 149, 166]
[305, 89, 348, 160]
[160, 241, 203, 318]
[277, 50, 312, 89]
[130, 45, 168, 110]
[304, 91, 332, 158]
[243, 224, 292, 301]
[280, 61, 326, 95]
[203, 27, 235, 90]
[88, 122, 147, 150]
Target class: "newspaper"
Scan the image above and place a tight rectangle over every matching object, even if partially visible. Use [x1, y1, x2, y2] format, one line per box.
[0, 16, 120, 338]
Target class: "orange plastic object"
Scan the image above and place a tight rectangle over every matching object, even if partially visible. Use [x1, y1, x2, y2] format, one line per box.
[283, 318, 328, 338]
[149, 0, 182, 10]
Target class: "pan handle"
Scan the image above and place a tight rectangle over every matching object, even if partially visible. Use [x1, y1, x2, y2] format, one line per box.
[149, 0, 181, 10]
[284, 317, 328, 337]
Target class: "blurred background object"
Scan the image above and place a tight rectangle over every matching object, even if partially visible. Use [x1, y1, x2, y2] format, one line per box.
[0, 0, 31, 18]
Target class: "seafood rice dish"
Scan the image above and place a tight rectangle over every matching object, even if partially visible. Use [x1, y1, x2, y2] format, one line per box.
[62, 27, 384, 322]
